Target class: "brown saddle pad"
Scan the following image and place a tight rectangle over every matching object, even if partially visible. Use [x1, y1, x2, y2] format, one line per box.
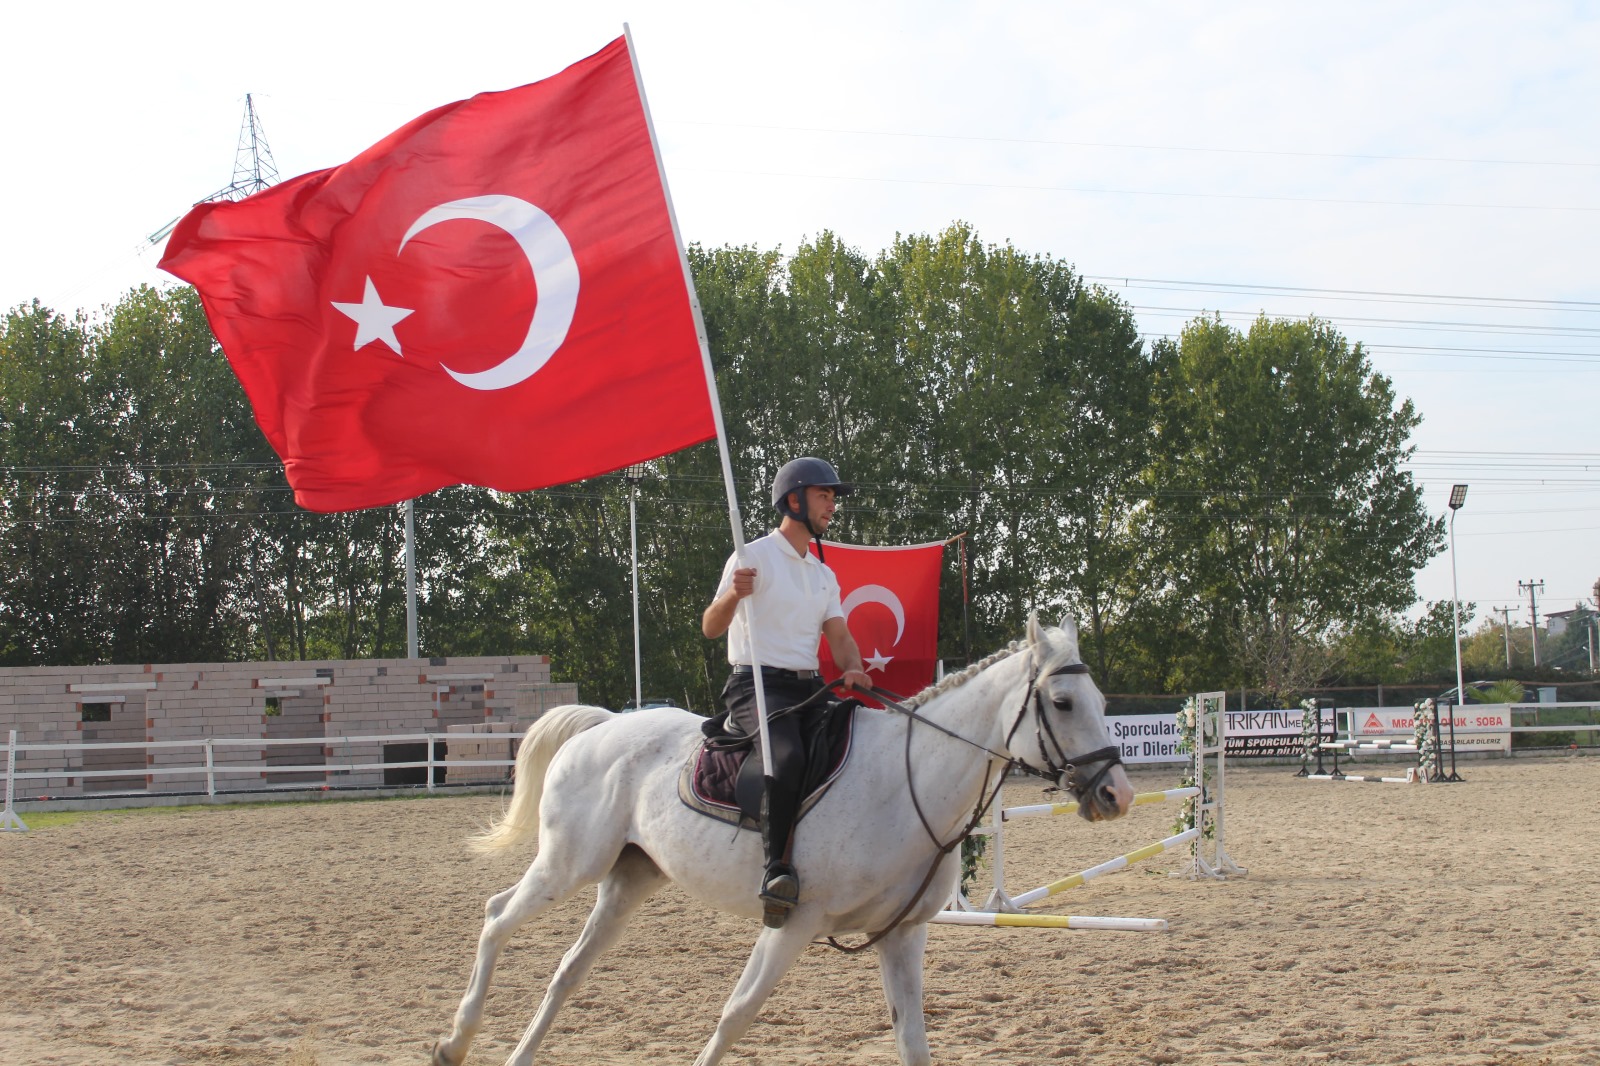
[678, 703, 859, 829]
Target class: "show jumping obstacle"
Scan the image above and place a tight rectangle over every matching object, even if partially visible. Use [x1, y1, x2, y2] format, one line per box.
[942, 689, 1247, 930]
[1184, 691, 1247, 880]
[1299, 698, 1458, 784]
[950, 787, 1201, 917]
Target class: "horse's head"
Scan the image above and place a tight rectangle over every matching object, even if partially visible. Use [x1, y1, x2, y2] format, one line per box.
[1007, 612, 1133, 822]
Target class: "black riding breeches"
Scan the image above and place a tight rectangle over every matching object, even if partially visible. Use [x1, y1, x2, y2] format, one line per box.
[722, 670, 824, 866]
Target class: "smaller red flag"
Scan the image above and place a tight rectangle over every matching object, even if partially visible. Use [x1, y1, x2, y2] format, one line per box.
[812, 540, 945, 703]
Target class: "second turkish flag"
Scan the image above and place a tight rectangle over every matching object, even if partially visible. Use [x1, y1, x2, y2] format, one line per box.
[160, 36, 714, 512]
[813, 540, 945, 704]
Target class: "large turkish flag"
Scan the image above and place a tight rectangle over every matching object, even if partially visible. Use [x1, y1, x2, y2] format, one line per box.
[160, 37, 714, 512]
[813, 540, 945, 704]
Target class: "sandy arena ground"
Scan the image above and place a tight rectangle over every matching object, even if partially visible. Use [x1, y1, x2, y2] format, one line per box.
[3, 756, 1599, 1065]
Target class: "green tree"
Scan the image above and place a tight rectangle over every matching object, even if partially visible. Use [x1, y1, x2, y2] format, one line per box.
[0, 301, 100, 664]
[1138, 315, 1444, 702]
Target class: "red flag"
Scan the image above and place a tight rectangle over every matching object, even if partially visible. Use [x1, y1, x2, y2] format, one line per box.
[813, 540, 945, 703]
[160, 37, 714, 512]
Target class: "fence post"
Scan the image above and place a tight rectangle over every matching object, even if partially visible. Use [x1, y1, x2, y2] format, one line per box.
[426, 735, 436, 793]
[205, 738, 217, 798]
[2, 729, 29, 832]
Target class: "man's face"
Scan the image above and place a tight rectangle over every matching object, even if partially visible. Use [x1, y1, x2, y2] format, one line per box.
[795, 485, 837, 528]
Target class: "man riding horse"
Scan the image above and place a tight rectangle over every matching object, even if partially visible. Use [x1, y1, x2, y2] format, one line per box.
[701, 457, 871, 928]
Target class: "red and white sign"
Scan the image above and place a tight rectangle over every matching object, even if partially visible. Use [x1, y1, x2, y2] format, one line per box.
[1349, 705, 1511, 751]
[161, 37, 714, 512]
[812, 540, 943, 704]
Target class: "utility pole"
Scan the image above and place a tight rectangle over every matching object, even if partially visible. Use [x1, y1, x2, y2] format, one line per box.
[1495, 606, 1513, 669]
[1519, 580, 1545, 667]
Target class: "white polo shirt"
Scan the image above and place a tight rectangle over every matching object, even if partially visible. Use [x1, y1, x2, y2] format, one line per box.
[716, 531, 844, 670]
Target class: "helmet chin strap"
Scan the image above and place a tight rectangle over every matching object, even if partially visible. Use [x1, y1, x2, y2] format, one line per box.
[794, 491, 827, 562]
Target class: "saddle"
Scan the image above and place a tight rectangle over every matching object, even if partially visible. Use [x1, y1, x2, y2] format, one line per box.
[678, 700, 860, 829]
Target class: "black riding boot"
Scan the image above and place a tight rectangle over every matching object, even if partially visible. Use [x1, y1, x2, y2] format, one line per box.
[758, 784, 799, 928]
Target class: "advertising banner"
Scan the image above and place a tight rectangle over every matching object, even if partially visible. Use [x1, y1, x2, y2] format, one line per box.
[1346, 705, 1511, 752]
[1107, 714, 1186, 764]
[1108, 706, 1340, 764]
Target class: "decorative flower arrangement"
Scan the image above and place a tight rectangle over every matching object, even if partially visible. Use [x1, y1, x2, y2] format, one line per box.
[1172, 696, 1213, 839]
[1299, 698, 1321, 772]
[1413, 698, 1441, 783]
[960, 832, 989, 896]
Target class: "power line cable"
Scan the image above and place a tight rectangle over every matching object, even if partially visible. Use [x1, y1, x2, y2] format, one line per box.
[1089, 275, 1600, 312]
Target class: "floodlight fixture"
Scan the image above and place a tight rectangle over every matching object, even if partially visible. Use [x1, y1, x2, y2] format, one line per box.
[1449, 484, 1468, 510]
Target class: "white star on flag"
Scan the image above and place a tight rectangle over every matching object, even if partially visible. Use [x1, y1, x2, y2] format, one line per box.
[331, 277, 414, 355]
[864, 648, 894, 672]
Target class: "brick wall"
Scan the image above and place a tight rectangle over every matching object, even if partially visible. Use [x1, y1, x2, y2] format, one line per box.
[0, 656, 577, 799]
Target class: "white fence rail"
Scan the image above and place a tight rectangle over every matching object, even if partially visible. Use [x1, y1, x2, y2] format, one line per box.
[2, 727, 519, 827]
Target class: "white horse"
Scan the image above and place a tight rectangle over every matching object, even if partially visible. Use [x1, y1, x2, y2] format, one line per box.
[433, 614, 1134, 1066]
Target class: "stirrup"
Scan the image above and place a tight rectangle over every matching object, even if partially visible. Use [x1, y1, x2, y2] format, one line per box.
[759, 866, 799, 928]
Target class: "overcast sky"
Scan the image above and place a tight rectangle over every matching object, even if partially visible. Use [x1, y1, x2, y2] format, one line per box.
[5, 2, 1597, 640]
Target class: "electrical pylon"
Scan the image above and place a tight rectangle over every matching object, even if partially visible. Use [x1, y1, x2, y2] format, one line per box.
[148, 94, 280, 243]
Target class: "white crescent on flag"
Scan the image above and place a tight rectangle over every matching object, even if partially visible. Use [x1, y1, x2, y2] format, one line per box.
[841, 584, 906, 646]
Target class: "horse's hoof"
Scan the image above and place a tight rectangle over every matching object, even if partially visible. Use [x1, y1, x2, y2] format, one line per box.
[430, 1040, 456, 1066]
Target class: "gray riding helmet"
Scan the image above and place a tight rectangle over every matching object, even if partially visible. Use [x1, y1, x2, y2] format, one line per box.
[771, 457, 854, 525]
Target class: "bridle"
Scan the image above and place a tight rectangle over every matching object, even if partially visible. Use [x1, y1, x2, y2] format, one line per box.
[1003, 658, 1125, 804]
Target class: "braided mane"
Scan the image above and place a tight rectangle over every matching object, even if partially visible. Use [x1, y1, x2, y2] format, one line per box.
[898, 620, 1083, 712]
[901, 640, 1027, 711]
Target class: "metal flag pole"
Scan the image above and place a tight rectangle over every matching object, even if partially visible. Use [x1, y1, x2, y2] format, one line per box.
[624, 24, 775, 776]
[625, 464, 647, 710]
[405, 499, 418, 659]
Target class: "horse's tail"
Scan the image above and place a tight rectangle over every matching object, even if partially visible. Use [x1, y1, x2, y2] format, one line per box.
[470, 704, 615, 854]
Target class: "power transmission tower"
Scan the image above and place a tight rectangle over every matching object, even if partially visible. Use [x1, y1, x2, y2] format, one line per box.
[222, 93, 281, 200]
[149, 94, 280, 244]
[1518, 580, 1545, 667]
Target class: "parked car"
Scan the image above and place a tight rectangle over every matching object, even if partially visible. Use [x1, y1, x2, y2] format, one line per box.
[619, 698, 677, 713]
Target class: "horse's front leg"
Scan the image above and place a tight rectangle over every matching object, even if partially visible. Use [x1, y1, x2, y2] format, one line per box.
[875, 921, 932, 1066]
[691, 919, 818, 1066]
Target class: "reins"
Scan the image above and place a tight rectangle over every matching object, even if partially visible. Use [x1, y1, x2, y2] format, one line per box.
[817, 648, 1122, 953]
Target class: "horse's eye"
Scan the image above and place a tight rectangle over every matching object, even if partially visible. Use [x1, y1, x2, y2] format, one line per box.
[1054, 696, 1075, 713]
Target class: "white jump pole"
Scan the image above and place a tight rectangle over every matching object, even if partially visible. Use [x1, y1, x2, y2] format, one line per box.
[1007, 828, 1200, 908]
[1003, 786, 1200, 821]
[2, 730, 28, 832]
[969, 787, 1201, 914]
[1305, 772, 1417, 784]
[1320, 740, 1418, 753]
[930, 912, 1167, 932]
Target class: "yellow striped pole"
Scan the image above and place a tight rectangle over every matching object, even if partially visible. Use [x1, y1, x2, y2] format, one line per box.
[1002, 785, 1199, 821]
[1008, 827, 1200, 908]
[930, 911, 1167, 932]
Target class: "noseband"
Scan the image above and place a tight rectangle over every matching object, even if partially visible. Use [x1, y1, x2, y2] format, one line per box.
[1005, 659, 1124, 803]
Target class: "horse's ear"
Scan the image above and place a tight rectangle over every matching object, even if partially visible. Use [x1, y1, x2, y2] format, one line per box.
[1057, 614, 1079, 647]
[1026, 610, 1045, 648]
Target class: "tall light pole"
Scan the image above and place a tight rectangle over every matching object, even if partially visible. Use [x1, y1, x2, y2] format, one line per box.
[624, 462, 650, 711]
[1448, 484, 1468, 709]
